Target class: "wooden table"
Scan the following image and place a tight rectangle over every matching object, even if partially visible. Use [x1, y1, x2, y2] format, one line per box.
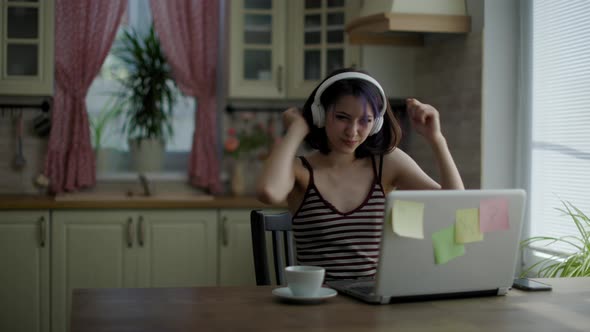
[71, 278, 590, 332]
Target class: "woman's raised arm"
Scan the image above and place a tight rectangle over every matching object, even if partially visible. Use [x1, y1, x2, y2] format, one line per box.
[256, 108, 310, 204]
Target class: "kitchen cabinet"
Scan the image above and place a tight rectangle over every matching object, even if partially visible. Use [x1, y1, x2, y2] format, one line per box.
[51, 209, 218, 332]
[136, 210, 218, 287]
[0, 210, 50, 332]
[0, 0, 54, 95]
[219, 209, 284, 286]
[218, 209, 258, 285]
[229, 0, 360, 99]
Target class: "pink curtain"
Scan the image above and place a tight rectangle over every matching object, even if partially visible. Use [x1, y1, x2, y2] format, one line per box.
[45, 0, 127, 193]
[150, 0, 221, 193]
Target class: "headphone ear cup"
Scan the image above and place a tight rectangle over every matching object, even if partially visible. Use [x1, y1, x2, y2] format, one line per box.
[370, 116, 383, 135]
[311, 103, 325, 128]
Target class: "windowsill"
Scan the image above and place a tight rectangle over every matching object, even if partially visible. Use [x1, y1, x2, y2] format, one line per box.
[521, 246, 569, 277]
[96, 172, 187, 181]
[529, 246, 571, 259]
[91, 172, 214, 196]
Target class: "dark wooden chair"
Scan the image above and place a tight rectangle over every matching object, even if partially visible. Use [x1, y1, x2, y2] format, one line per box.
[250, 210, 295, 286]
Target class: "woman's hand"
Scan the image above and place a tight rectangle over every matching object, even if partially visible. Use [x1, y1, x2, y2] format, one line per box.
[282, 107, 309, 135]
[407, 98, 443, 144]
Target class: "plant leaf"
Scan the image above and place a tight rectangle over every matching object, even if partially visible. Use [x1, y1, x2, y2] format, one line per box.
[110, 24, 178, 142]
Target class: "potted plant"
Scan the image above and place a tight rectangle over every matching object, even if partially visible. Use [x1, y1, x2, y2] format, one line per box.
[520, 201, 590, 277]
[111, 24, 177, 173]
[224, 115, 273, 195]
[89, 96, 123, 173]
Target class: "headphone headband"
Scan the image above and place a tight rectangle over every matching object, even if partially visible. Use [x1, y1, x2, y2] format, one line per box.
[311, 72, 387, 135]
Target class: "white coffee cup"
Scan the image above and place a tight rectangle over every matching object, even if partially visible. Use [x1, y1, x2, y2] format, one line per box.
[285, 265, 325, 297]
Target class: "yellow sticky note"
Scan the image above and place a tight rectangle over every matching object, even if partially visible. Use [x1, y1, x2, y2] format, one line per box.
[391, 200, 424, 239]
[455, 208, 484, 244]
[432, 225, 465, 265]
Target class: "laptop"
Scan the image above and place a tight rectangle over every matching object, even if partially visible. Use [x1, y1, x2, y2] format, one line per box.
[326, 189, 527, 304]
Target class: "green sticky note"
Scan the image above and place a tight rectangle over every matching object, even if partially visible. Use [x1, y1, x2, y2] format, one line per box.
[455, 208, 484, 244]
[392, 200, 424, 239]
[432, 225, 465, 265]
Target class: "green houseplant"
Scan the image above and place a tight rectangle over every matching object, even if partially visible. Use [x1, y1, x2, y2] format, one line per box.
[89, 97, 123, 151]
[111, 24, 177, 172]
[520, 201, 590, 277]
[89, 97, 123, 172]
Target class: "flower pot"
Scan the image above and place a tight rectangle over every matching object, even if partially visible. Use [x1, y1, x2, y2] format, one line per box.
[128, 138, 165, 173]
[231, 160, 246, 196]
[95, 147, 117, 173]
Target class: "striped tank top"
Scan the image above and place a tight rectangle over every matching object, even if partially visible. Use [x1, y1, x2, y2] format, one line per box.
[292, 155, 386, 280]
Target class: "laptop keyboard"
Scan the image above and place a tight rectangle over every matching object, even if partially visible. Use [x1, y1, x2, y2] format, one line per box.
[350, 285, 375, 295]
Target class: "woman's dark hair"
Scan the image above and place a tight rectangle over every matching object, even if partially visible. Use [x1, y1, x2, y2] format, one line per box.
[302, 68, 401, 158]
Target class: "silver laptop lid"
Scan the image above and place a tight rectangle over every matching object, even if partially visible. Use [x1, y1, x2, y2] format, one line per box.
[375, 189, 526, 298]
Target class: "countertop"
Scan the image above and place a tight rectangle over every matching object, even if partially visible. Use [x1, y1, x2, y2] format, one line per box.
[0, 194, 287, 210]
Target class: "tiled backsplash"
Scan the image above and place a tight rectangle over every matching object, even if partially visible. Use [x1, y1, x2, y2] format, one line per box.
[0, 108, 48, 194]
[411, 33, 483, 189]
[221, 106, 306, 195]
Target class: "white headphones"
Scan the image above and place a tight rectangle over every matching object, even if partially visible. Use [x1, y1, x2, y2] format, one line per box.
[311, 72, 388, 136]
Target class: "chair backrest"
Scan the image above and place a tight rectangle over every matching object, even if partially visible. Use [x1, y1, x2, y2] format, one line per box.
[250, 210, 295, 286]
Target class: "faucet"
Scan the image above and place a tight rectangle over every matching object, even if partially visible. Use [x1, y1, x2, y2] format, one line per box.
[138, 173, 152, 196]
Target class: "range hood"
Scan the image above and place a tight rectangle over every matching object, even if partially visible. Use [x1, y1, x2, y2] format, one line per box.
[345, 0, 471, 46]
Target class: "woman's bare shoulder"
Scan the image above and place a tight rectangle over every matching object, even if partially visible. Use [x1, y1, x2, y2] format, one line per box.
[381, 147, 440, 190]
[297, 151, 326, 170]
[382, 147, 412, 165]
[380, 148, 414, 189]
[288, 154, 314, 213]
[293, 153, 314, 182]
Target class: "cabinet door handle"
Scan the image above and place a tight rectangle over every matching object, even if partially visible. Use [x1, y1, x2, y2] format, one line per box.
[38, 216, 46, 248]
[277, 65, 283, 92]
[221, 216, 229, 247]
[126, 217, 134, 248]
[137, 215, 145, 247]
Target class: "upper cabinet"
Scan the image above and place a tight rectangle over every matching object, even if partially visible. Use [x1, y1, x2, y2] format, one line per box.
[345, 0, 471, 46]
[0, 0, 54, 96]
[229, 0, 360, 100]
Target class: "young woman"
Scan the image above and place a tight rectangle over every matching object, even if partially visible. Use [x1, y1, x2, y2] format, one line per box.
[256, 68, 464, 280]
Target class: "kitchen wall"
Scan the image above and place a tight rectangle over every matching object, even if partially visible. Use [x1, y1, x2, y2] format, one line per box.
[481, 0, 520, 189]
[360, 0, 484, 189]
[362, 46, 417, 98]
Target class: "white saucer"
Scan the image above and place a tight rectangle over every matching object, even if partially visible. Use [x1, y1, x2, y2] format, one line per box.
[272, 287, 337, 303]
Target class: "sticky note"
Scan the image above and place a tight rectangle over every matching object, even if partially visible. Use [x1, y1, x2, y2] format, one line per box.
[479, 198, 510, 232]
[432, 225, 465, 264]
[391, 200, 424, 239]
[455, 208, 483, 243]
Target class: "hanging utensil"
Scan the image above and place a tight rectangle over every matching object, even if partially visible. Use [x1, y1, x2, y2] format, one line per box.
[13, 109, 26, 170]
[33, 110, 51, 137]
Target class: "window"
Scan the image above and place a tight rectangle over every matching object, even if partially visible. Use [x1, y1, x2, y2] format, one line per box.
[526, 0, 590, 253]
[86, 0, 195, 176]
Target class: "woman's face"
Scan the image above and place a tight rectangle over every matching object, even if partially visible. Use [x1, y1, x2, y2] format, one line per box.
[324, 95, 375, 153]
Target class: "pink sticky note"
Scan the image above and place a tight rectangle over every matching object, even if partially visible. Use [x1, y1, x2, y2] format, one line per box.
[479, 198, 509, 232]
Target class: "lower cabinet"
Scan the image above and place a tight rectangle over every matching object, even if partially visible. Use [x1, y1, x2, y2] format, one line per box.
[219, 209, 257, 286]
[219, 209, 283, 286]
[137, 210, 218, 287]
[1, 207, 284, 332]
[51, 209, 218, 332]
[0, 210, 50, 332]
